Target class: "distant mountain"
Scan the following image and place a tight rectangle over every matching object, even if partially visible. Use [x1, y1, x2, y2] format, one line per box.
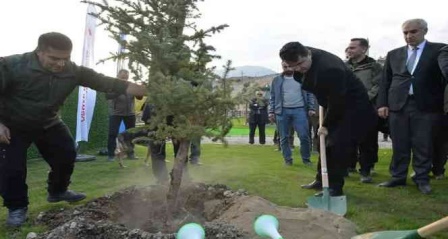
[215, 65, 277, 78]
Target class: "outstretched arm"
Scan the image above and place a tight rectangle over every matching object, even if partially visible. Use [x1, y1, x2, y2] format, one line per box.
[77, 65, 147, 97]
[126, 82, 147, 97]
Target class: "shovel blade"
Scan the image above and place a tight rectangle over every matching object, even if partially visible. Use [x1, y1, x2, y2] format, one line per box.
[307, 195, 347, 216]
[351, 230, 422, 239]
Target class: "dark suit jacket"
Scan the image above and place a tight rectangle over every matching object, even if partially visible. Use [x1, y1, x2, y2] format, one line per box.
[439, 46, 448, 113]
[378, 41, 446, 112]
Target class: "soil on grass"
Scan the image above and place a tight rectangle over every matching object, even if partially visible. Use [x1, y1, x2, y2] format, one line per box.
[33, 183, 357, 239]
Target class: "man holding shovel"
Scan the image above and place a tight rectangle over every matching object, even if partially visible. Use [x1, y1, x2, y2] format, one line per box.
[279, 42, 377, 196]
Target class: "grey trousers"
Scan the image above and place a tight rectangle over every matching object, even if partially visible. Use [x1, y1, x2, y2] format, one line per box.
[389, 98, 441, 184]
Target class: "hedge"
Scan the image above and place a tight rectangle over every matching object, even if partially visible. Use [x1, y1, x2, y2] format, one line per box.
[27, 88, 109, 159]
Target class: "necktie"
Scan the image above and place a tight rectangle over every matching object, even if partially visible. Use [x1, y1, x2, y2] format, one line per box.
[407, 47, 418, 74]
[407, 47, 418, 95]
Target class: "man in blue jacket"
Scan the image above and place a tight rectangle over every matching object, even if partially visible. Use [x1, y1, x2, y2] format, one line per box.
[269, 63, 315, 166]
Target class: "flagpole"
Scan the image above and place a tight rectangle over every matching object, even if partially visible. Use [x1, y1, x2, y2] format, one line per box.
[75, 3, 98, 162]
[117, 33, 126, 73]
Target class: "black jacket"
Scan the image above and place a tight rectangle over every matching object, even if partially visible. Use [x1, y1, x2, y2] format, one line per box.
[248, 97, 269, 124]
[0, 52, 128, 129]
[106, 92, 137, 116]
[439, 46, 448, 113]
[298, 48, 375, 131]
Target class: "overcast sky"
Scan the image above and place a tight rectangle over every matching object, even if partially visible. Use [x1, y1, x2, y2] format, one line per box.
[1, 0, 447, 75]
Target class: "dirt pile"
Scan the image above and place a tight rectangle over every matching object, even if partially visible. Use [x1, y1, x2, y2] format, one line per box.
[33, 183, 357, 239]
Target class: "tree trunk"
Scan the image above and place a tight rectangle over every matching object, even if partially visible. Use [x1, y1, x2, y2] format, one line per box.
[167, 138, 190, 210]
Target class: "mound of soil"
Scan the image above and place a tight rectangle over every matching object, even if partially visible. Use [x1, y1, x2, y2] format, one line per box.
[32, 183, 357, 239]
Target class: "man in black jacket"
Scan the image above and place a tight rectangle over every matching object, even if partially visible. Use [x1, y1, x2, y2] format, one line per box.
[106, 69, 142, 161]
[345, 38, 383, 183]
[0, 32, 146, 227]
[377, 19, 446, 194]
[279, 42, 377, 196]
[248, 91, 269, 145]
[431, 45, 448, 180]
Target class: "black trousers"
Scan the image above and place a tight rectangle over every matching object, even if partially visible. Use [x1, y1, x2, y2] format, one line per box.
[149, 140, 170, 183]
[149, 138, 190, 183]
[433, 115, 448, 176]
[357, 126, 379, 175]
[107, 115, 136, 157]
[433, 136, 448, 176]
[314, 132, 355, 191]
[249, 115, 266, 144]
[348, 124, 379, 175]
[314, 108, 376, 191]
[389, 98, 440, 184]
[273, 125, 295, 147]
[0, 122, 76, 209]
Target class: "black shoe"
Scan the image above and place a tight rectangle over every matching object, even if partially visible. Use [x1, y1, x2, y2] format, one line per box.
[127, 155, 139, 160]
[417, 184, 432, 195]
[360, 175, 373, 183]
[301, 180, 322, 190]
[314, 189, 344, 197]
[6, 207, 27, 227]
[47, 190, 86, 203]
[303, 160, 313, 166]
[378, 179, 406, 187]
[284, 159, 293, 166]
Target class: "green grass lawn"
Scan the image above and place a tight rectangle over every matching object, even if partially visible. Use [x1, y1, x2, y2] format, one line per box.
[0, 144, 448, 239]
[1, 144, 447, 238]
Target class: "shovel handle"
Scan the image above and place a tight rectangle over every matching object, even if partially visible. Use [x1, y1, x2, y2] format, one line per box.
[319, 106, 329, 188]
[418, 216, 448, 237]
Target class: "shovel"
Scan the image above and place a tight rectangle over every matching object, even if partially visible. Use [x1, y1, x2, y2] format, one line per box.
[352, 216, 448, 239]
[307, 106, 347, 216]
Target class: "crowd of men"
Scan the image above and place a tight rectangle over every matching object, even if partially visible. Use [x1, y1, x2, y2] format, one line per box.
[263, 18, 447, 198]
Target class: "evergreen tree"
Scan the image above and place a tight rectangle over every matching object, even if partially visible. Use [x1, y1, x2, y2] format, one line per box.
[83, 0, 243, 216]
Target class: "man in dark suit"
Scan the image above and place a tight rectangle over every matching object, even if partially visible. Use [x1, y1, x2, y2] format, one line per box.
[432, 46, 448, 180]
[377, 19, 446, 194]
[279, 42, 377, 196]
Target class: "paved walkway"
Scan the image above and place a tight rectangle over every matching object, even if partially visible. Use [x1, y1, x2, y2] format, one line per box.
[202, 133, 393, 149]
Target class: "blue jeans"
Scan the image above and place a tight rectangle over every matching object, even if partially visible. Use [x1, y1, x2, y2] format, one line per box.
[276, 108, 311, 163]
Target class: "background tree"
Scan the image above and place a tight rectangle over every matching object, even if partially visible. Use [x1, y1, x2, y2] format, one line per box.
[83, 0, 243, 217]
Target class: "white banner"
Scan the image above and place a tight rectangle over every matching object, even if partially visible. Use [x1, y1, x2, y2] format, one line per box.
[117, 33, 126, 74]
[76, 4, 97, 143]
